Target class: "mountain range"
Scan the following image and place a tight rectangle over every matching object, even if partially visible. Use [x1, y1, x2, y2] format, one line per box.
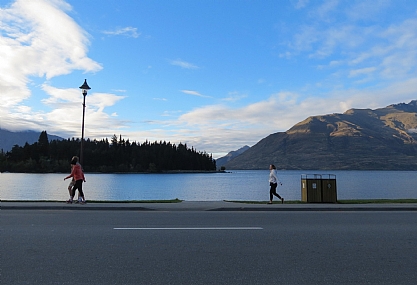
[224, 100, 417, 170]
[216, 145, 250, 168]
[4, 100, 417, 170]
[0, 129, 63, 152]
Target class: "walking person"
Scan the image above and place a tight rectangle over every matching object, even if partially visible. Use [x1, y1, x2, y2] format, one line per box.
[268, 164, 284, 204]
[67, 164, 82, 203]
[64, 156, 86, 204]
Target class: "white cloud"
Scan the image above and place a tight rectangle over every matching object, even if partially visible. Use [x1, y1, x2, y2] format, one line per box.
[0, 0, 102, 79]
[170, 59, 199, 69]
[292, 0, 309, 9]
[177, 92, 300, 130]
[40, 84, 127, 138]
[181, 90, 211, 98]
[312, 0, 340, 21]
[160, 110, 183, 118]
[102, 27, 140, 38]
[346, 0, 391, 22]
[0, 0, 113, 135]
[221, 92, 247, 102]
[349, 67, 377, 78]
[284, 3, 417, 93]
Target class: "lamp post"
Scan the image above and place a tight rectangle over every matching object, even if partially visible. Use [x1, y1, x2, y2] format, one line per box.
[79, 79, 91, 165]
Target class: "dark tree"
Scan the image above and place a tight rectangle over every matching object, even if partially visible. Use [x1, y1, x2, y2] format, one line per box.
[38, 131, 49, 158]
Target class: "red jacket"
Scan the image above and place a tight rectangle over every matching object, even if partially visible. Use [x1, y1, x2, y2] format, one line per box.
[65, 163, 85, 181]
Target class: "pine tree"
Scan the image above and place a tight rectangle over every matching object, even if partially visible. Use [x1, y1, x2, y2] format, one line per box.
[38, 131, 49, 158]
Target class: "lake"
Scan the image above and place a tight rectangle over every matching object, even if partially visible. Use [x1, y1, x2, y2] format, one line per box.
[1, 170, 416, 201]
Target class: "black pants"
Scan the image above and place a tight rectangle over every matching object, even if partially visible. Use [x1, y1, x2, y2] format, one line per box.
[71, 179, 84, 198]
[269, 182, 282, 201]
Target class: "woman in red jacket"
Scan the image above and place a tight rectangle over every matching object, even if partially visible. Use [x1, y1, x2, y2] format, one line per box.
[64, 156, 86, 204]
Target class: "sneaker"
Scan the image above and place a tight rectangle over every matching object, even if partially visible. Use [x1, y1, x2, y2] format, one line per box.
[66, 199, 73, 204]
[80, 200, 86, 205]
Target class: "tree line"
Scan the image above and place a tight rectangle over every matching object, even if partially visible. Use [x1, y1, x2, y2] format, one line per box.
[0, 131, 217, 173]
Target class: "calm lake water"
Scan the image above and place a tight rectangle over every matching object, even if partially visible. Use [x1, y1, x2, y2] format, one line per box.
[1, 170, 416, 201]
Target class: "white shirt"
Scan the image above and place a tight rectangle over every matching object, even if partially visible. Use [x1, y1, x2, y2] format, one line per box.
[269, 169, 280, 184]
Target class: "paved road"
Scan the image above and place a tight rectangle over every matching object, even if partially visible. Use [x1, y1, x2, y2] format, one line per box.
[3, 200, 417, 211]
[2, 208, 417, 284]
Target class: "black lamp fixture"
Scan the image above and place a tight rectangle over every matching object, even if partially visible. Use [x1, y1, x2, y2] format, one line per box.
[79, 79, 91, 165]
[79, 79, 91, 96]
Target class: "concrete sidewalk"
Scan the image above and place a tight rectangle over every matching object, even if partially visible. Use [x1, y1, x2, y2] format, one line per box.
[2, 201, 417, 211]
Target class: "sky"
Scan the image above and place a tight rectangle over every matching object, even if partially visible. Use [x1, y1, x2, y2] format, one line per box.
[1, 0, 417, 158]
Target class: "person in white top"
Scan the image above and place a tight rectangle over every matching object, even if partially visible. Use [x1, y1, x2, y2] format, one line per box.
[268, 164, 284, 204]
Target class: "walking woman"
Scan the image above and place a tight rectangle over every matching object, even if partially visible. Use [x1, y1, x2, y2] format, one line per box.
[64, 156, 86, 204]
[268, 164, 284, 204]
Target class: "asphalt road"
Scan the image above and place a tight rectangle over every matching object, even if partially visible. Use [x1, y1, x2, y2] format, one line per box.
[1, 209, 417, 285]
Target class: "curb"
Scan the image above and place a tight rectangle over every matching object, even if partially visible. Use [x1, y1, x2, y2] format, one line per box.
[211, 207, 417, 212]
[1, 205, 154, 211]
[2, 202, 417, 211]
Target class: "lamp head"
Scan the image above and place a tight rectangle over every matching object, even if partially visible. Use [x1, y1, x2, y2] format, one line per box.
[79, 79, 91, 96]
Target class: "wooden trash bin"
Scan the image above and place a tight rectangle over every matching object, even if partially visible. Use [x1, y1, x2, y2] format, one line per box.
[301, 174, 337, 203]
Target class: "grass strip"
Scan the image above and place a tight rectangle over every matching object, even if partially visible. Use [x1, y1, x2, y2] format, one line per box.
[225, 200, 305, 204]
[226, 199, 417, 204]
[86, 198, 183, 203]
[2, 198, 183, 203]
[337, 199, 417, 204]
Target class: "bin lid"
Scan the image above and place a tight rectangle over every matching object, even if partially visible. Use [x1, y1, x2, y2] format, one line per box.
[301, 174, 336, 179]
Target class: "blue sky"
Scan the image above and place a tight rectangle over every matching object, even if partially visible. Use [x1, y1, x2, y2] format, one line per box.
[1, 0, 417, 158]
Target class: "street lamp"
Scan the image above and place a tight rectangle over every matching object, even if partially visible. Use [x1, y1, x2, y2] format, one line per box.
[79, 79, 91, 165]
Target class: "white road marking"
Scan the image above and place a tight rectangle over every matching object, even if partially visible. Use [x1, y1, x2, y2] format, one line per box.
[114, 227, 263, 230]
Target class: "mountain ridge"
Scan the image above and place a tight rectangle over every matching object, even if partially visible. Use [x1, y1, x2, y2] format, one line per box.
[0, 129, 64, 152]
[216, 145, 250, 168]
[224, 100, 417, 170]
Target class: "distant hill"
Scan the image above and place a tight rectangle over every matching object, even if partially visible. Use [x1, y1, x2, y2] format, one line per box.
[225, 100, 417, 170]
[0, 129, 64, 152]
[216, 145, 250, 169]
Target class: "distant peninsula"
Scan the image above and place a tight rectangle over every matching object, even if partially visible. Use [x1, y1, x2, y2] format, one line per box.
[0, 132, 216, 173]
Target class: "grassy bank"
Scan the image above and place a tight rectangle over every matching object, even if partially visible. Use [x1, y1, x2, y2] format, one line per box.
[2, 198, 183, 203]
[227, 199, 417, 204]
[337, 199, 417, 204]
